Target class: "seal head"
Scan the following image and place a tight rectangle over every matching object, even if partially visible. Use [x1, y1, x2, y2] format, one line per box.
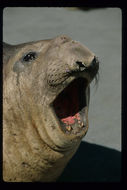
[3, 35, 99, 181]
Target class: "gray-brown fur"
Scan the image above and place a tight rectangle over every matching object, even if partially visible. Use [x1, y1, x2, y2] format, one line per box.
[3, 35, 99, 182]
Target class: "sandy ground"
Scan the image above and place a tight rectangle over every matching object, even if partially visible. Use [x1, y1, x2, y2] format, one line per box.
[3, 7, 121, 182]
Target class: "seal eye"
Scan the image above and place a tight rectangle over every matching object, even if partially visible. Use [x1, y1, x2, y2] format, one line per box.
[23, 52, 37, 62]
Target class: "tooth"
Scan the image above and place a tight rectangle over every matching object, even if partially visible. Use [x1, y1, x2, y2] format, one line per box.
[81, 122, 84, 127]
[79, 122, 83, 128]
[66, 126, 72, 131]
[78, 120, 81, 124]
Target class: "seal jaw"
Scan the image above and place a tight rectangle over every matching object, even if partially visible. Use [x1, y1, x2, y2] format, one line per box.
[52, 77, 89, 137]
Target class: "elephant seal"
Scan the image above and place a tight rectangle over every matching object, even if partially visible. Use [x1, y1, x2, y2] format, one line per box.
[3, 35, 99, 182]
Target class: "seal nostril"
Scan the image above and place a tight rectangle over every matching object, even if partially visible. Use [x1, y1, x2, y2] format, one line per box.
[76, 61, 86, 71]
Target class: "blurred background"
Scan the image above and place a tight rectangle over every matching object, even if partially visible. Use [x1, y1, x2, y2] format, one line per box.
[3, 7, 121, 182]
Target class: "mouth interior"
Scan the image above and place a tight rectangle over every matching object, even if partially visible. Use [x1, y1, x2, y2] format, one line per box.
[53, 78, 88, 134]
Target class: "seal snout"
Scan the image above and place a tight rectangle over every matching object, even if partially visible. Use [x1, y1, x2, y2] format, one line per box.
[72, 56, 99, 83]
[75, 56, 99, 71]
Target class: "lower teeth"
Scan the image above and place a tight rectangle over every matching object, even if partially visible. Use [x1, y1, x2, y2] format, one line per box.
[66, 125, 72, 131]
[65, 121, 85, 134]
[81, 122, 84, 127]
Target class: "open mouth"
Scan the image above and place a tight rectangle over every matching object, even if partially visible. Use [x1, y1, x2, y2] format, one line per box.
[53, 77, 89, 135]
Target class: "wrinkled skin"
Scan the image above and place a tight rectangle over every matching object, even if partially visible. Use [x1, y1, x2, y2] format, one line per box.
[3, 35, 99, 182]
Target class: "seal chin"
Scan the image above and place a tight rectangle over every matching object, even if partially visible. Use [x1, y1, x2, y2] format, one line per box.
[52, 77, 89, 137]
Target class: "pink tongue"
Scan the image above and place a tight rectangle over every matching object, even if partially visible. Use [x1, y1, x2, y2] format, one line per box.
[61, 113, 80, 125]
